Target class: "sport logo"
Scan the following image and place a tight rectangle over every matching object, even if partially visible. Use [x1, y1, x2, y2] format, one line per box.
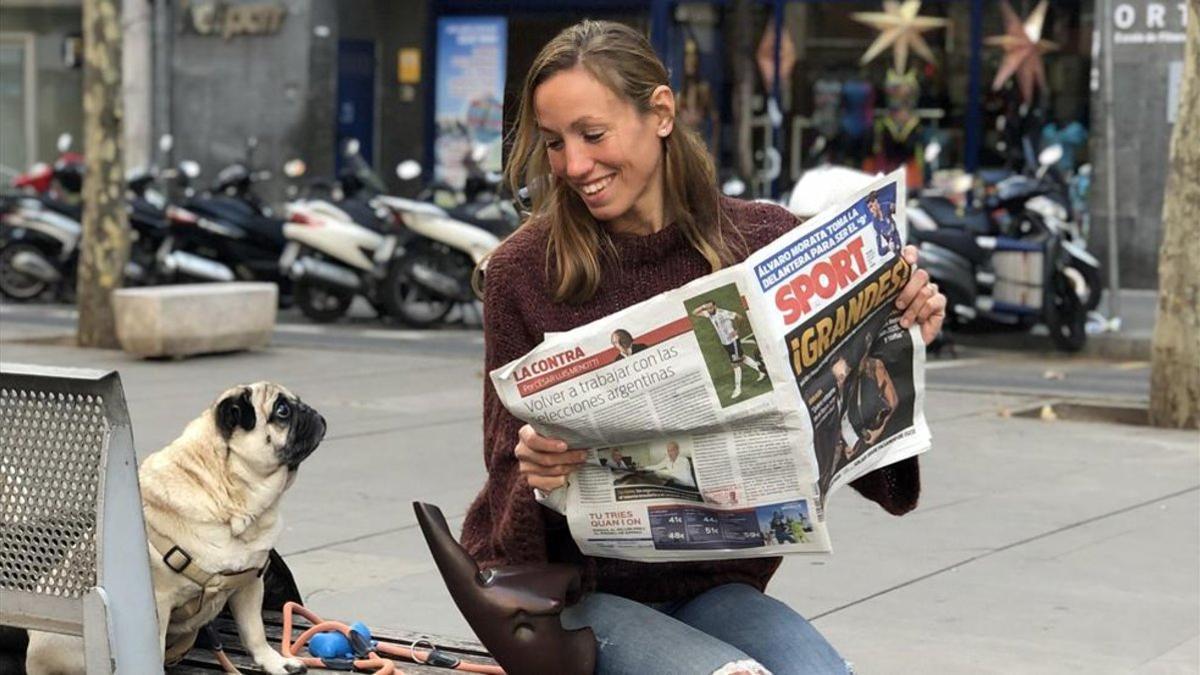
[774, 238, 868, 326]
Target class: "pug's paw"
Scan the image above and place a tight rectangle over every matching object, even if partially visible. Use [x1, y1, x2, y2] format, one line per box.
[230, 513, 255, 537]
[256, 651, 306, 675]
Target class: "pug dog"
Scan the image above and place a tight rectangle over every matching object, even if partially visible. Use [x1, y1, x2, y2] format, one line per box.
[26, 382, 325, 675]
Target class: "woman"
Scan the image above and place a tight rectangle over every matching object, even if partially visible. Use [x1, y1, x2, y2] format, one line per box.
[461, 20, 945, 675]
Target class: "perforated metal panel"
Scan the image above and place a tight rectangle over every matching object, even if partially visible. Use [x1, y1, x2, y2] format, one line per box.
[0, 365, 162, 673]
[0, 386, 107, 597]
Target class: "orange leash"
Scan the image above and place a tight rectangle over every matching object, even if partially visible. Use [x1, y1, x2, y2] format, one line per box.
[280, 602, 504, 674]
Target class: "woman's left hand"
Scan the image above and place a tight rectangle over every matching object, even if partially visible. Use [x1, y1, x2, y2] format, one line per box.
[894, 245, 947, 344]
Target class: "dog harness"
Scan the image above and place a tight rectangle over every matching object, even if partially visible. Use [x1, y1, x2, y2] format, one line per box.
[146, 525, 267, 663]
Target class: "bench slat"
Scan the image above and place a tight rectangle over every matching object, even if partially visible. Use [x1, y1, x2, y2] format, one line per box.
[170, 613, 497, 674]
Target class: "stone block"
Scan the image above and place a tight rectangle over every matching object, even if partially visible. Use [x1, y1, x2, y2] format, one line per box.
[112, 283, 277, 358]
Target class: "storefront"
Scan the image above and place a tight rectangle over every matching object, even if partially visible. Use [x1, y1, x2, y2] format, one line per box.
[423, 1, 651, 189]
[731, 0, 1094, 195]
[420, 1, 1096, 198]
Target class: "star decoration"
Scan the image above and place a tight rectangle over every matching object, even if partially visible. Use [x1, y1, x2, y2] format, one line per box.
[986, 0, 1060, 104]
[853, 0, 950, 73]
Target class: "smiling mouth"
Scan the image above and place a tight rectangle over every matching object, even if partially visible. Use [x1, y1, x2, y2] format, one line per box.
[579, 175, 615, 197]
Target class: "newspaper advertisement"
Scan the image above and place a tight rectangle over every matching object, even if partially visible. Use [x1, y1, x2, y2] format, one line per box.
[491, 170, 931, 561]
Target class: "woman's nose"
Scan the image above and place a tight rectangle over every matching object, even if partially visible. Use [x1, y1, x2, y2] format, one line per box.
[563, 141, 593, 180]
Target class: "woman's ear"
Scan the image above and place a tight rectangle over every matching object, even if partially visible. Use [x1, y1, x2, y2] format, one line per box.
[649, 85, 676, 138]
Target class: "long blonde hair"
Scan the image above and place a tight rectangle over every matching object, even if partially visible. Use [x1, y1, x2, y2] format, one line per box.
[505, 19, 739, 304]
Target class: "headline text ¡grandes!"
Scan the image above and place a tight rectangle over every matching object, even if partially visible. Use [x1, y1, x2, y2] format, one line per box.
[789, 257, 911, 375]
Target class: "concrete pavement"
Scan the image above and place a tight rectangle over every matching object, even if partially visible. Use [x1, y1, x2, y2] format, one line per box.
[0, 313, 1195, 674]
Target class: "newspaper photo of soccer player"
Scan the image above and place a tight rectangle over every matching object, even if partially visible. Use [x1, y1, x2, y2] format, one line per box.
[799, 308, 918, 500]
[865, 185, 902, 257]
[683, 284, 773, 408]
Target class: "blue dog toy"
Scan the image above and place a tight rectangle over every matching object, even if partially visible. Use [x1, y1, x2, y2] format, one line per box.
[307, 621, 373, 659]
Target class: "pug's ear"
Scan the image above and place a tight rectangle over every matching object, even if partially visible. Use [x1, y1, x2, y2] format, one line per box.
[216, 388, 257, 439]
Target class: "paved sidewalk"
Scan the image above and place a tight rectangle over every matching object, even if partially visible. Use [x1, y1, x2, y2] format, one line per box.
[0, 327, 1195, 674]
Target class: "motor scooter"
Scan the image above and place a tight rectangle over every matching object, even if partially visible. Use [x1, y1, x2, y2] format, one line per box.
[157, 137, 293, 303]
[277, 140, 408, 322]
[906, 145, 1091, 351]
[917, 142, 1102, 313]
[0, 134, 85, 300]
[786, 161, 1090, 352]
[372, 153, 511, 327]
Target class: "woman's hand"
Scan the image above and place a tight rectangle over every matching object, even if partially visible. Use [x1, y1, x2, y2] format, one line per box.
[895, 245, 948, 344]
[514, 424, 588, 492]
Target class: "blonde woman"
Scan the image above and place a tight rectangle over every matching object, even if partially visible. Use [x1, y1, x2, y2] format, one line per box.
[462, 20, 945, 674]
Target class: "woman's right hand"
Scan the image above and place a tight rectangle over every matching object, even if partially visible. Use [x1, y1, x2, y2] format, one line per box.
[514, 424, 588, 491]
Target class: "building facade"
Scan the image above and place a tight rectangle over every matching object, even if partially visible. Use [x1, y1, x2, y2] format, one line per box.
[0, 0, 1182, 286]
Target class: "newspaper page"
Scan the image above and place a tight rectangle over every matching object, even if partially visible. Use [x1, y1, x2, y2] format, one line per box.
[490, 170, 931, 561]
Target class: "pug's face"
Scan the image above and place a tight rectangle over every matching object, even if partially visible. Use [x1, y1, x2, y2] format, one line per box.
[213, 382, 326, 474]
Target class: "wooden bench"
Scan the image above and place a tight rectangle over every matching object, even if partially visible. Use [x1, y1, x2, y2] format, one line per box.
[0, 363, 496, 674]
[169, 613, 497, 674]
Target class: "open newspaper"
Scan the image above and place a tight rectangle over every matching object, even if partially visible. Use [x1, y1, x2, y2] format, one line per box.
[491, 170, 930, 561]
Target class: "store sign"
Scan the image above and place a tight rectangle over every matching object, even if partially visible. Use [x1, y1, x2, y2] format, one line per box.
[434, 16, 507, 189]
[1111, 1, 1188, 45]
[398, 48, 421, 85]
[182, 0, 287, 40]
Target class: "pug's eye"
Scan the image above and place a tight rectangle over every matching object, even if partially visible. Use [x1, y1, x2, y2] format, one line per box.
[274, 400, 291, 420]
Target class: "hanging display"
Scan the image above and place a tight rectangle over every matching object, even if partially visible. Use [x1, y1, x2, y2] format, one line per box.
[755, 18, 797, 90]
[875, 68, 923, 182]
[852, 0, 949, 73]
[986, 0, 1059, 105]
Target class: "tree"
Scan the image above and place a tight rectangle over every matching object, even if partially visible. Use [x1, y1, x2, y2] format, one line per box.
[76, 0, 129, 348]
[1148, 1, 1199, 429]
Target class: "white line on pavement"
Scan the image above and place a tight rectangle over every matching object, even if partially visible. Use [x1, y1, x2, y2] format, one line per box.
[359, 328, 430, 341]
[359, 328, 483, 342]
[272, 323, 482, 343]
[926, 357, 984, 370]
[272, 323, 329, 334]
[0, 305, 77, 319]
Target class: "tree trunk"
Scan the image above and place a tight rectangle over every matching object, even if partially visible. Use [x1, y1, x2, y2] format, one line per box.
[1148, 0, 1199, 429]
[77, 0, 129, 349]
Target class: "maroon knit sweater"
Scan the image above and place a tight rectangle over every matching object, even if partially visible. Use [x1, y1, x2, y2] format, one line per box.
[461, 196, 921, 603]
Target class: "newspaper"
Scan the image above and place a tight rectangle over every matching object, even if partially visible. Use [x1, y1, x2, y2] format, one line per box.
[491, 170, 931, 561]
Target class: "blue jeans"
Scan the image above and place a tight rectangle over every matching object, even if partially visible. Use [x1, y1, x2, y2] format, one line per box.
[560, 583, 849, 674]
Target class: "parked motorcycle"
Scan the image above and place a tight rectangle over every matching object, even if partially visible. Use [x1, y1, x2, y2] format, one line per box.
[278, 140, 403, 322]
[0, 134, 208, 300]
[123, 167, 177, 286]
[157, 137, 293, 303]
[374, 150, 517, 326]
[412, 142, 520, 240]
[908, 146, 1091, 351]
[0, 134, 85, 300]
[786, 162, 1089, 352]
[0, 194, 81, 301]
[915, 142, 1102, 317]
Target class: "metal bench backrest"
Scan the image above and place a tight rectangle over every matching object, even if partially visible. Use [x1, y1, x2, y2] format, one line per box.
[0, 363, 161, 673]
